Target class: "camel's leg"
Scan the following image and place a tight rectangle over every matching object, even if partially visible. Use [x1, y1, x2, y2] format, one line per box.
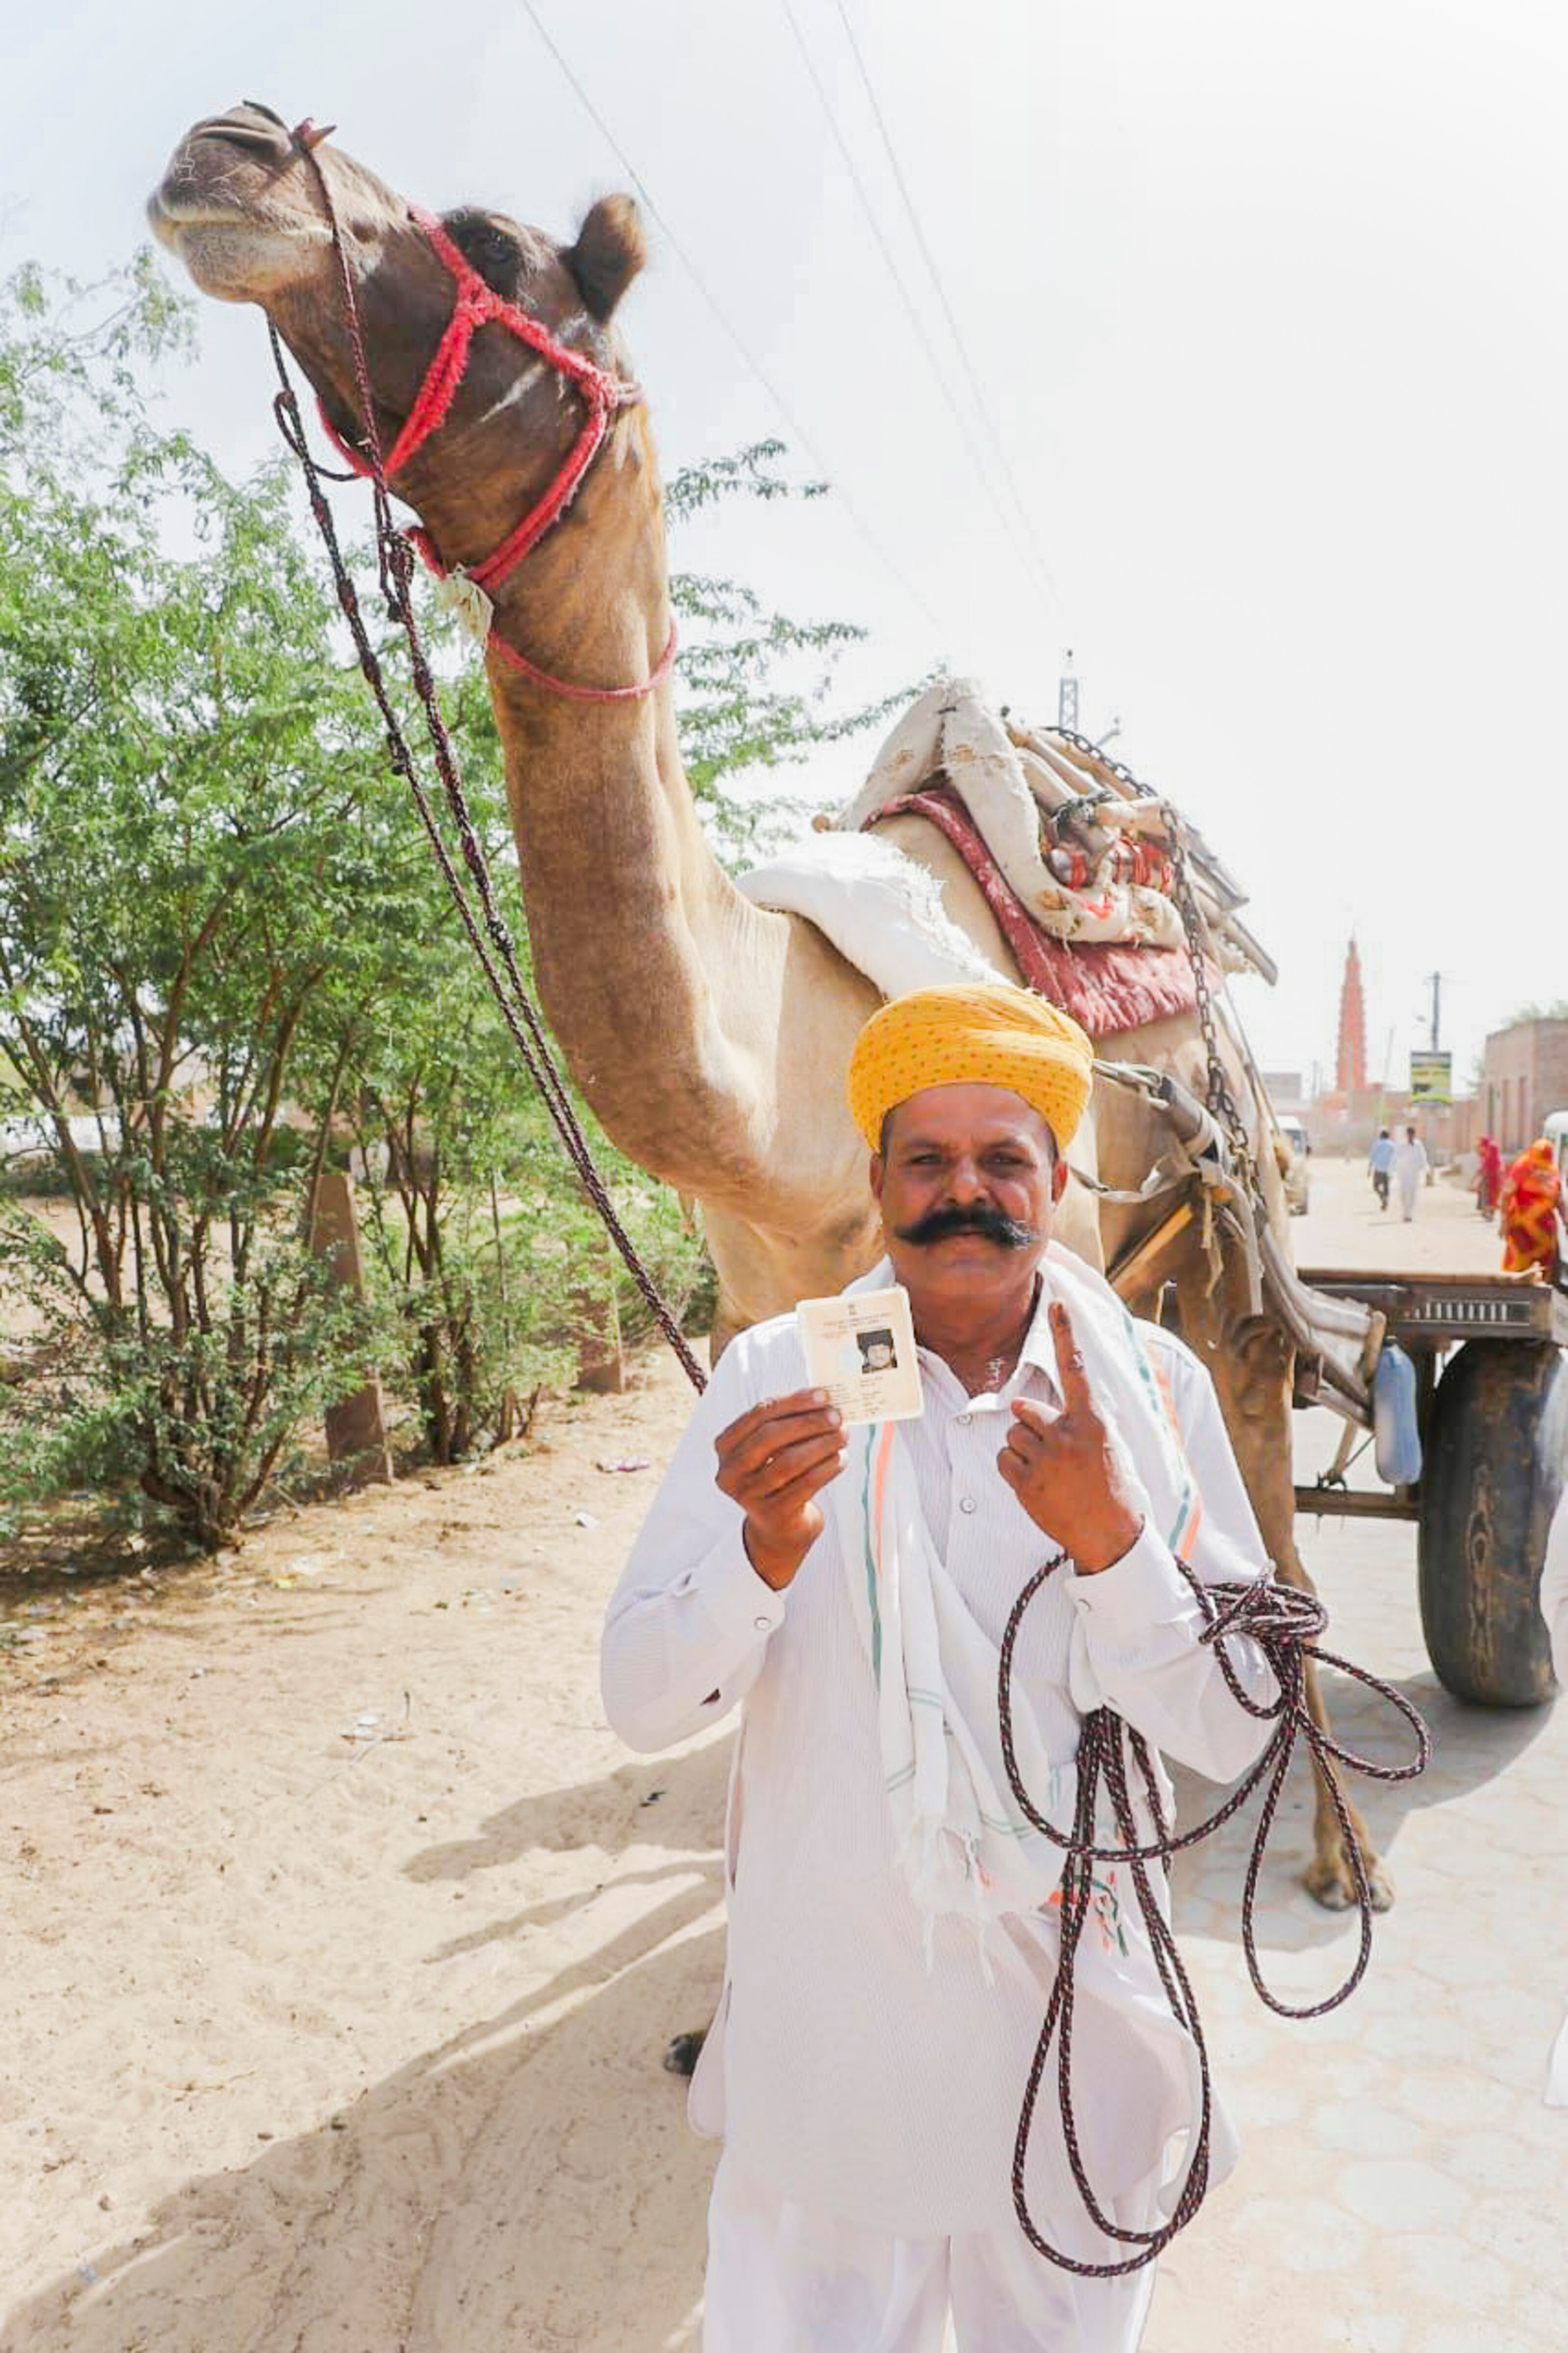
[1164, 1266, 1394, 1912]
[1259, 1525, 1392, 1911]
[1295, 1636, 1392, 1912]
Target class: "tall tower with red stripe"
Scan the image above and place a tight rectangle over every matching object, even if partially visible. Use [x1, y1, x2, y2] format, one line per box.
[1335, 936, 1368, 1096]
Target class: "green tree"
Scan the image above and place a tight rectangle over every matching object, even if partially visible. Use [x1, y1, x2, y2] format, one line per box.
[666, 439, 909, 856]
[0, 261, 906, 1540]
[0, 265, 407, 1542]
[311, 654, 708, 1464]
[1495, 1001, 1568, 1026]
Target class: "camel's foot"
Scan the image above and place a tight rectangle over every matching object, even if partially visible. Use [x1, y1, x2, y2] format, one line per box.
[662, 2029, 706, 2078]
[1302, 1840, 1394, 1914]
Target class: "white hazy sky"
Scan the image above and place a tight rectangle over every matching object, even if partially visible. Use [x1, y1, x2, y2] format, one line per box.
[6, 0, 1566, 1093]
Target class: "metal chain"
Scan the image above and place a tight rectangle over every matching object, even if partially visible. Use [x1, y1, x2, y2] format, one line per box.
[1044, 725, 1251, 1165]
[1166, 820, 1252, 1164]
[1045, 722, 1147, 800]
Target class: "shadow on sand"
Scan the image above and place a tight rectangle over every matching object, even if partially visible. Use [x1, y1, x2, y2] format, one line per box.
[9, 1672, 1553, 2350]
[3, 1742, 733, 2353]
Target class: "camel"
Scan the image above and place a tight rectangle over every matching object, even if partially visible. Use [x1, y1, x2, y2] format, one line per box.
[148, 104, 1386, 1912]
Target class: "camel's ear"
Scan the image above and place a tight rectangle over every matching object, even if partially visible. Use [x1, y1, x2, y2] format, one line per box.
[565, 195, 647, 322]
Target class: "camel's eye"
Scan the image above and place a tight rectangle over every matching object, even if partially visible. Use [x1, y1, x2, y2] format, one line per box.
[441, 210, 529, 298]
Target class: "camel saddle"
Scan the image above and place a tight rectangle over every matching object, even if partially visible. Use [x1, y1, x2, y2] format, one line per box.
[865, 780, 1210, 1039]
[741, 678, 1273, 1042]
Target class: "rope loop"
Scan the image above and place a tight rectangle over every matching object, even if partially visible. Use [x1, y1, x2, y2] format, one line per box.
[997, 1551, 1429, 2274]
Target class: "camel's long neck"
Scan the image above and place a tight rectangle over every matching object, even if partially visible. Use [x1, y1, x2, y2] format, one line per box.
[480, 417, 780, 1200]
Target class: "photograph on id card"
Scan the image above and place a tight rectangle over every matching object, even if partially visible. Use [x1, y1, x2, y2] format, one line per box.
[796, 1285, 923, 1426]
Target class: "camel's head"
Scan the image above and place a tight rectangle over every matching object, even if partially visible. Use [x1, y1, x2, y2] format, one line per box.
[148, 105, 649, 557]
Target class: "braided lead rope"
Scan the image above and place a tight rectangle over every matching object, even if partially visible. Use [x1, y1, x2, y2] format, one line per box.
[997, 1551, 1429, 2275]
[263, 147, 707, 1391]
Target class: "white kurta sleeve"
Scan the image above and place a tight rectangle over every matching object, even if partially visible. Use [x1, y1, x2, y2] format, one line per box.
[1065, 1337, 1280, 1783]
[600, 1336, 791, 1753]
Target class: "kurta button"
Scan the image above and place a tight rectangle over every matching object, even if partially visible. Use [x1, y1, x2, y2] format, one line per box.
[754, 1615, 773, 1630]
[957, 1411, 973, 1426]
[959, 1496, 978, 1515]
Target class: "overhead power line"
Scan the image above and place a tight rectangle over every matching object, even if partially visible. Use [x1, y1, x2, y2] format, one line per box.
[828, 0, 1067, 624]
[778, 0, 1061, 629]
[516, 0, 952, 644]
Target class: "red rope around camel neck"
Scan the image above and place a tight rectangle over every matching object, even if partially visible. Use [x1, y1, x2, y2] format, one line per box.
[313, 190, 673, 701]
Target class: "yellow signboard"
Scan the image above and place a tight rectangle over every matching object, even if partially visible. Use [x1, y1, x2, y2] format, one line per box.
[1409, 1051, 1452, 1104]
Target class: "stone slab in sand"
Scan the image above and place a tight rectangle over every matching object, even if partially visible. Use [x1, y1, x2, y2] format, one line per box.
[1, 1158, 1564, 2351]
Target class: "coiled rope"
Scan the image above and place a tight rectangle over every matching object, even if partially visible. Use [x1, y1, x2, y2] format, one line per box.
[998, 1554, 1429, 2273]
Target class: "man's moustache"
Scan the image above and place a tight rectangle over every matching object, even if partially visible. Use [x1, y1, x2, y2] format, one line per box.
[895, 1203, 1041, 1251]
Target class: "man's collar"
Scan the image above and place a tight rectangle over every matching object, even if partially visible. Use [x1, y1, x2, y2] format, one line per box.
[1016, 1269, 1061, 1375]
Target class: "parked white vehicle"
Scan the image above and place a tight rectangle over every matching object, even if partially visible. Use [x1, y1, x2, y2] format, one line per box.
[0, 1111, 123, 1165]
[1275, 1115, 1311, 1215]
[1546, 1110, 1568, 1178]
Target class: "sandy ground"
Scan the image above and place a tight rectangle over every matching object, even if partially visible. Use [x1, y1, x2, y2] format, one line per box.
[2, 1158, 1564, 2352]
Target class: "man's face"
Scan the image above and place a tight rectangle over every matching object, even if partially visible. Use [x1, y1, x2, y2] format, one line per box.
[870, 1082, 1067, 1315]
[862, 1339, 896, 1372]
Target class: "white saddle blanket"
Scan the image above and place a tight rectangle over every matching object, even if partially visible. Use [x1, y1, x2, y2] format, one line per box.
[739, 827, 1004, 1006]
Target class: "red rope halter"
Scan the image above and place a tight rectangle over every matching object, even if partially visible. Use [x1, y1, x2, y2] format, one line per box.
[318, 200, 674, 701]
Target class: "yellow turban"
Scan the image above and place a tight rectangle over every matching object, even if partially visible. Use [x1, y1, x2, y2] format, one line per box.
[846, 981, 1094, 1152]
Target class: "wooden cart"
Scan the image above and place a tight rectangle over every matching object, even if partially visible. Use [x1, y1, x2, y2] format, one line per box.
[1294, 1269, 1568, 1706]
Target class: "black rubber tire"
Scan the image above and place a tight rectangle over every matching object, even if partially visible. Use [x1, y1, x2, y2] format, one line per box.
[1417, 1340, 1568, 1705]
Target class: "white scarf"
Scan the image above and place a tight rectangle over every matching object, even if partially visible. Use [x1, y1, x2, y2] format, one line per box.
[831, 1243, 1218, 1946]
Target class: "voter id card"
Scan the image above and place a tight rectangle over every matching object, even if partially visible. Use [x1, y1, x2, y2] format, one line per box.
[795, 1284, 924, 1426]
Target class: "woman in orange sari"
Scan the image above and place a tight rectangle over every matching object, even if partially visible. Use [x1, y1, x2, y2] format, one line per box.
[1498, 1139, 1565, 1277]
[1475, 1133, 1503, 1218]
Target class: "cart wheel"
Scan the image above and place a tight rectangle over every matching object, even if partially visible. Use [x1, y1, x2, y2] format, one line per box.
[1417, 1340, 1568, 1705]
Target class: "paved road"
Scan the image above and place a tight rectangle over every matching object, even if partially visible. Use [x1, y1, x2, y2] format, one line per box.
[1142, 1157, 1567, 2353]
[1291, 1149, 1501, 1278]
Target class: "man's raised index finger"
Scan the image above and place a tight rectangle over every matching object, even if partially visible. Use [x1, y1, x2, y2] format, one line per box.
[1049, 1300, 1095, 1406]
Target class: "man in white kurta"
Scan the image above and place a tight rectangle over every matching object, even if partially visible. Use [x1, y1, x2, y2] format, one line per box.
[1392, 1126, 1430, 1220]
[601, 983, 1279, 2350]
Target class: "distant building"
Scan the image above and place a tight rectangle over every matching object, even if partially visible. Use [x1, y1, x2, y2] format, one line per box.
[1261, 1069, 1306, 1115]
[1480, 1016, 1568, 1152]
[1335, 939, 1368, 1095]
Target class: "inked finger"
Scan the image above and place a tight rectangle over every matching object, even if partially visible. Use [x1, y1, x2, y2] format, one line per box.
[1049, 1301, 1094, 1408]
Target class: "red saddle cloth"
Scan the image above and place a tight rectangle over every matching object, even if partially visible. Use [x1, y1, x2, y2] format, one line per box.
[867, 785, 1210, 1041]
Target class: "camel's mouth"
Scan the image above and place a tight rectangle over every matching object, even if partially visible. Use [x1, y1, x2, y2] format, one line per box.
[148, 105, 363, 301]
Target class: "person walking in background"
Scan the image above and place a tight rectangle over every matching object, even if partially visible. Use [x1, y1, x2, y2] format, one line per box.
[1475, 1134, 1503, 1220]
[1367, 1126, 1395, 1211]
[1499, 1138, 1565, 1279]
[1391, 1126, 1428, 1221]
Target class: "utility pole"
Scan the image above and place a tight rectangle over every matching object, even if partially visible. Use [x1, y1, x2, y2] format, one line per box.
[1058, 650, 1079, 732]
[1423, 972, 1444, 1052]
